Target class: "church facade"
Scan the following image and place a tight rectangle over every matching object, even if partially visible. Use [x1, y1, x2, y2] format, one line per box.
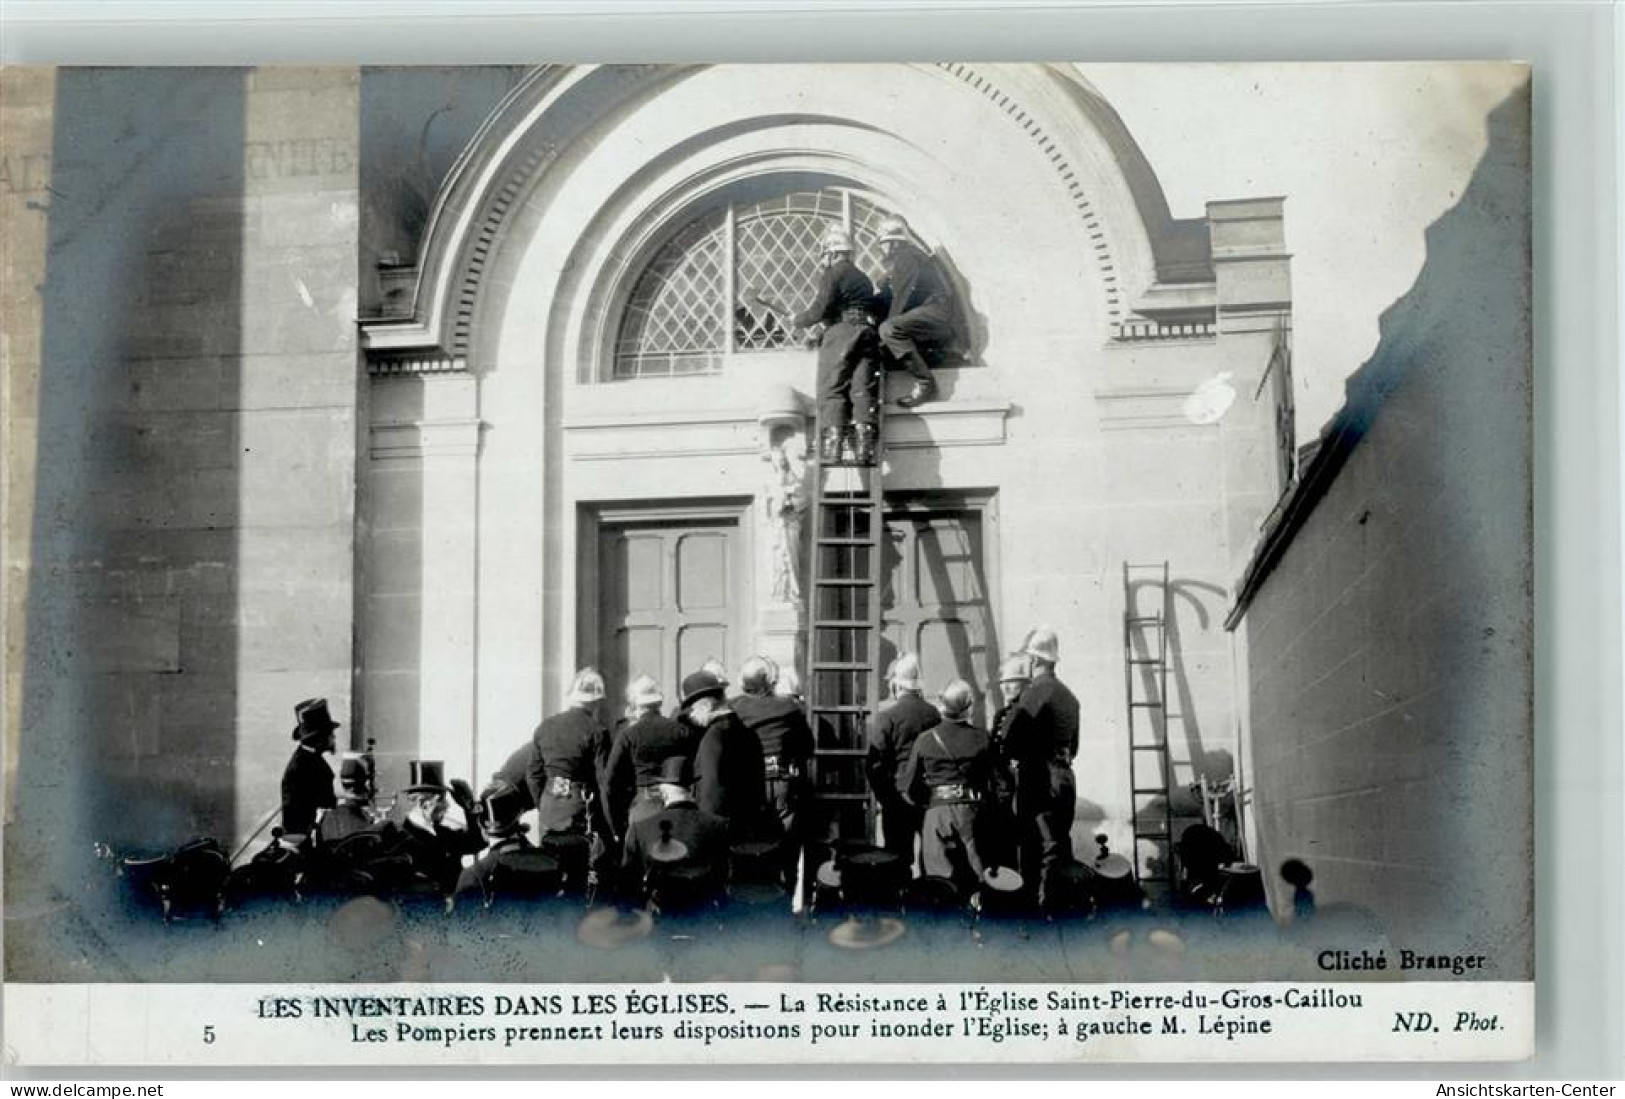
[5, 63, 1293, 882]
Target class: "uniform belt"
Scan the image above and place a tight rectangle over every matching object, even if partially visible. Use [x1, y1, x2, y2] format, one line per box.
[547, 776, 589, 798]
[840, 308, 876, 326]
[762, 755, 802, 780]
[929, 783, 980, 804]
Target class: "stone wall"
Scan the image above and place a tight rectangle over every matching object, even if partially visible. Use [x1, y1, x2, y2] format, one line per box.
[1230, 85, 1531, 973]
[4, 68, 361, 868]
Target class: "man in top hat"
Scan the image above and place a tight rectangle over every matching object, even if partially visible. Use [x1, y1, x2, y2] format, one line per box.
[872, 214, 956, 410]
[454, 779, 553, 907]
[395, 760, 484, 896]
[526, 668, 616, 855]
[730, 655, 814, 881]
[751, 225, 882, 465]
[1002, 627, 1081, 908]
[281, 698, 340, 838]
[681, 669, 770, 839]
[605, 674, 700, 838]
[317, 752, 380, 844]
[621, 754, 729, 910]
[900, 679, 995, 892]
[865, 653, 939, 862]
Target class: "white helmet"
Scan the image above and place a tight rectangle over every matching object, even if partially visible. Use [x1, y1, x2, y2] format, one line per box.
[820, 225, 854, 255]
[875, 215, 912, 245]
[886, 652, 923, 692]
[567, 667, 606, 706]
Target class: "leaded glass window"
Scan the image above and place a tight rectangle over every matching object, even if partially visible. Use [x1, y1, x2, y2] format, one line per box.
[613, 187, 894, 379]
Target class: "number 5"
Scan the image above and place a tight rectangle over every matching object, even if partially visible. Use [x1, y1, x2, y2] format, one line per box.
[203, 1025, 216, 1044]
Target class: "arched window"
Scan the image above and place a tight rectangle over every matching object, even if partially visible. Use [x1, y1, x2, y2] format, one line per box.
[614, 186, 896, 379]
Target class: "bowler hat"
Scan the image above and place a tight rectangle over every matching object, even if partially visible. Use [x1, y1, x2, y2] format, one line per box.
[291, 697, 340, 742]
[476, 779, 528, 836]
[679, 670, 727, 708]
[338, 752, 370, 787]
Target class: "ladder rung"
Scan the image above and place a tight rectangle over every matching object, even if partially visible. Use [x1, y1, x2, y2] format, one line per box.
[1130, 744, 1167, 751]
[1127, 658, 1162, 666]
[1131, 787, 1169, 796]
[1126, 616, 1165, 626]
[812, 661, 873, 670]
[1129, 701, 1164, 709]
[812, 619, 876, 629]
[811, 705, 873, 714]
[816, 538, 876, 547]
[814, 579, 876, 587]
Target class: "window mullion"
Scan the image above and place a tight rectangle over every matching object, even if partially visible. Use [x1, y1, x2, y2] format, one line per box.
[724, 201, 736, 359]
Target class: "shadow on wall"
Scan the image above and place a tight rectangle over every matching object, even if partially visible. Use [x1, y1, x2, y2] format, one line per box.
[1238, 81, 1531, 954]
[9, 70, 249, 968]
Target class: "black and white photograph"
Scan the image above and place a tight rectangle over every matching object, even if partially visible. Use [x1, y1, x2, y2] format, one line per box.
[2, 58, 1537, 1064]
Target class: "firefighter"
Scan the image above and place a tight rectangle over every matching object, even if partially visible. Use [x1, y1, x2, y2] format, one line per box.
[1003, 627, 1081, 911]
[605, 674, 700, 838]
[985, 654, 1032, 872]
[865, 653, 940, 864]
[873, 215, 956, 410]
[900, 679, 994, 894]
[748, 225, 882, 465]
[731, 654, 814, 884]
[526, 668, 616, 877]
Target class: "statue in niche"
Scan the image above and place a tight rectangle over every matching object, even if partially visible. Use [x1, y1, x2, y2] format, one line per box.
[762, 427, 809, 606]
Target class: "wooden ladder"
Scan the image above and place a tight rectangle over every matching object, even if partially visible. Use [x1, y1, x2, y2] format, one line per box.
[1123, 560, 1175, 898]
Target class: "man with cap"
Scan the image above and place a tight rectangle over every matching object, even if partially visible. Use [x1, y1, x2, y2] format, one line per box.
[865, 653, 940, 863]
[453, 779, 556, 908]
[526, 668, 616, 854]
[317, 752, 381, 844]
[605, 674, 700, 839]
[682, 669, 770, 839]
[281, 698, 340, 839]
[983, 654, 1031, 870]
[1002, 627, 1082, 909]
[750, 224, 881, 465]
[730, 655, 814, 880]
[900, 679, 995, 893]
[872, 214, 956, 410]
[621, 754, 729, 910]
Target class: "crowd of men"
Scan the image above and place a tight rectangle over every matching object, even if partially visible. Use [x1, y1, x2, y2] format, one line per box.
[270, 625, 1083, 921]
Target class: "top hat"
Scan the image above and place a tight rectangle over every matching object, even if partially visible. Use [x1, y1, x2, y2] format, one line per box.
[291, 697, 340, 742]
[477, 779, 528, 836]
[402, 759, 448, 795]
[658, 753, 695, 787]
[648, 819, 690, 865]
[679, 670, 727, 708]
[1021, 627, 1060, 665]
[981, 866, 1025, 894]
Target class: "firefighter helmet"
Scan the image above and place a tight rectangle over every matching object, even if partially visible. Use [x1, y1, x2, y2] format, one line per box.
[820, 225, 854, 254]
[875, 215, 912, 245]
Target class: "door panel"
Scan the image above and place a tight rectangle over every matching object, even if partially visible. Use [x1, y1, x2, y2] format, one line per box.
[597, 517, 737, 712]
[881, 507, 995, 728]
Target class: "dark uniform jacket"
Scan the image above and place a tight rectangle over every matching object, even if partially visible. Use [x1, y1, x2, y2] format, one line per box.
[900, 717, 994, 807]
[397, 814, 484, 896]
[316, 799, 377, 845]
[605, 711, 701, 835]
[526, 707, 612, 807]
[691, 709, 769, 832]
[453, 835, 537, 904]
[492, 742, 539, 811]
[793, 258, 877, 329]
[875, 242, 953, 318]
[280, 746, 336, 836]
[731, 692, 813, 775]
[622, 799, 730, 903]
[865, 693, 941, 809]
[1003, 673, 1081, 768]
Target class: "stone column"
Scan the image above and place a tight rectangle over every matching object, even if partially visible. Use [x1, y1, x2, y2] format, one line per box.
[753, 384, 811, 678]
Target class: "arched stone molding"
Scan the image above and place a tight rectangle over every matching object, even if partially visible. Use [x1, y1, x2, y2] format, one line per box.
[361, 62, 1188, 368]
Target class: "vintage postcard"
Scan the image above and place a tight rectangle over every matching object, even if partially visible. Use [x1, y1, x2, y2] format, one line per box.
[1, 61, 1532, 1065]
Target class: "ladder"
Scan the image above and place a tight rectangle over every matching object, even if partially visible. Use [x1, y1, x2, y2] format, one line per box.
[1123, 560, 1174, 898]
[804, 411, 887, 850]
